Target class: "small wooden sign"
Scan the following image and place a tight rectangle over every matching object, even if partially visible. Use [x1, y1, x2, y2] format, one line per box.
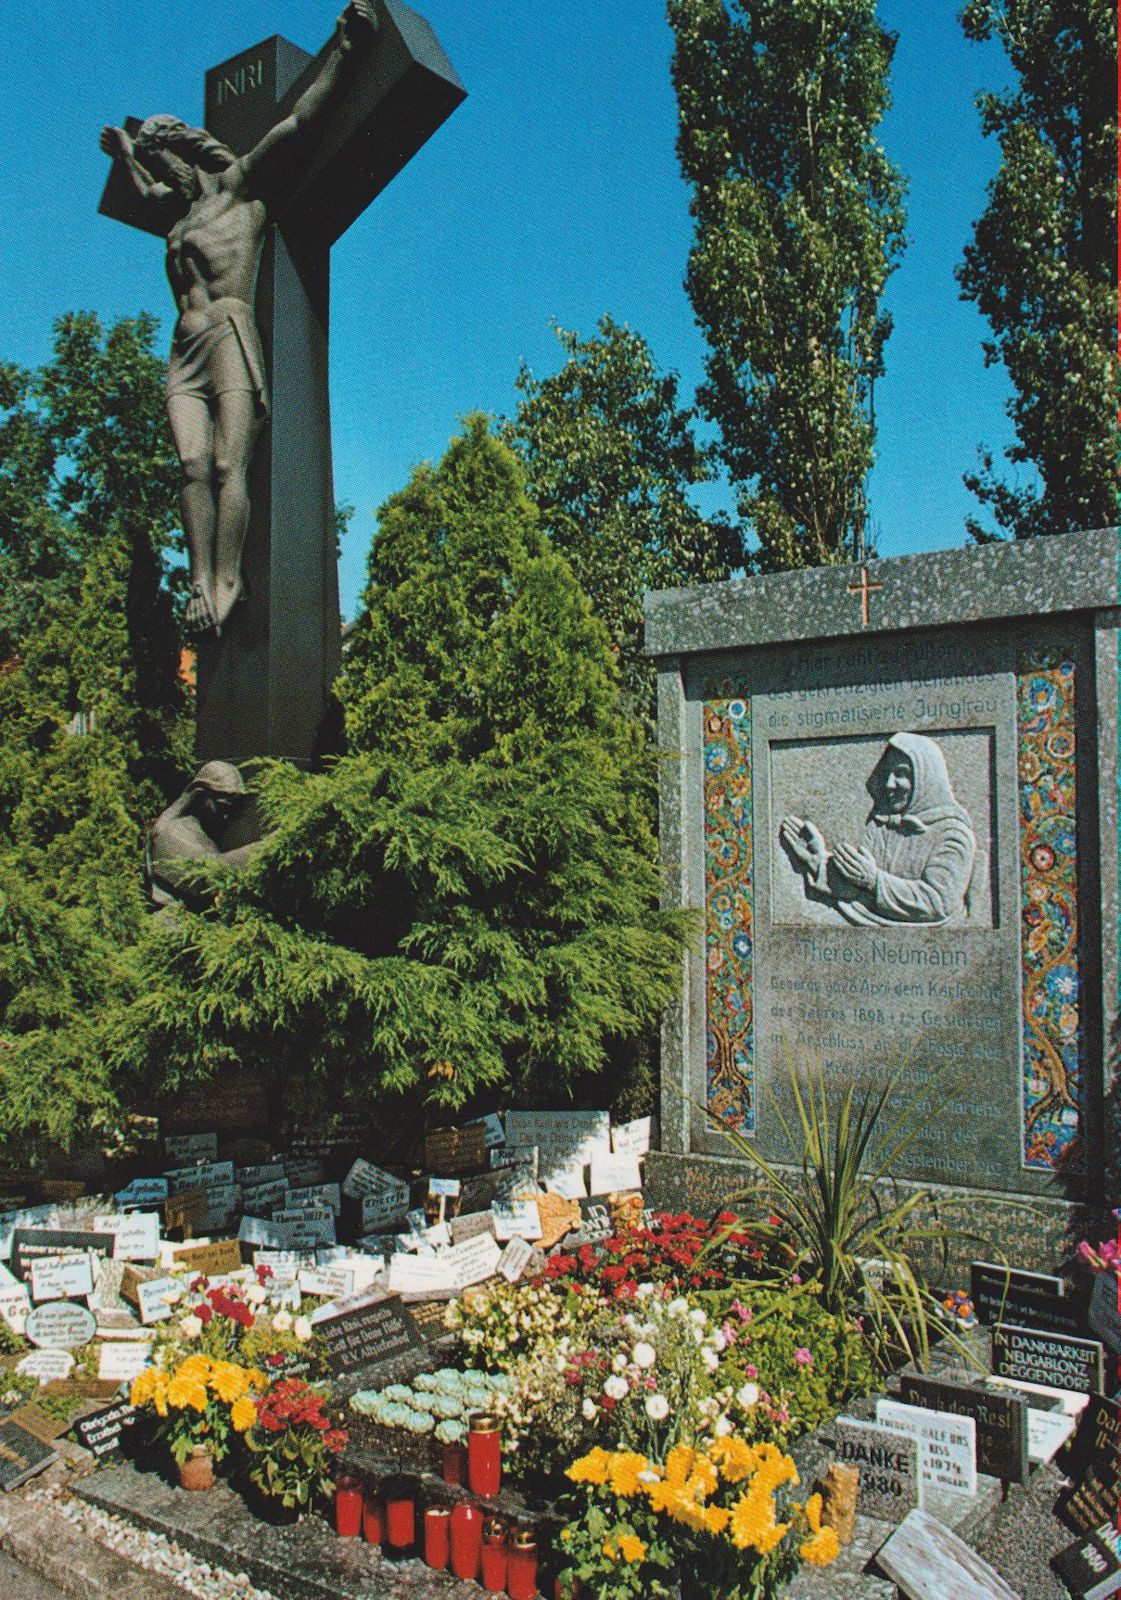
[5, 1403, 71, 1444]
[164, 1186, 209, 1238]
[171, 1238, 243, 1278]
[876, 1508, 1020, 1600]
[425, 1124, 487, 1176]
[0, 1420, 58, 1490]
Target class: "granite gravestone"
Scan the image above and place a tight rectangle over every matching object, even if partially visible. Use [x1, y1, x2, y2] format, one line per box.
[647, 530, 1120, 1263]
[99, 1, 465, 767]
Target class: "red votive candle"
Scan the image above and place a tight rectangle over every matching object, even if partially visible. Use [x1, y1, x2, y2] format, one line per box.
[507, 1526, 539, 1599]
[424, 1505, 451, 1569]
[443, 1439, 468, 1485]
[481, 1518, 507, 1593]
[334, 1477, 362, 1538]
[385, 1485, 416, 1554]
[449, 1501, 484, 1581]
[468, 1413, 502, 1497]
[362, 1492, 385, 1545]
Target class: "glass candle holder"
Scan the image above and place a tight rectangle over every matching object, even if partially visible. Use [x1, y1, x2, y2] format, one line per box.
[481, 1517, 507, 1593]
[449, 1500, 484, 1581]
[507, 1525, 539, 1599]
[442, 1439, 468, 1485]
[385, 1484, 416, 1556]
[468, 1412, 502, 1497]
[361, 1492, 385, 1545]
[424, 1504, 451, 1569]
[334, 1477, 362, 1538]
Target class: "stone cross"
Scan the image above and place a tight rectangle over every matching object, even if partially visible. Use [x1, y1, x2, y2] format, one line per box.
[99, 1, 465, 766]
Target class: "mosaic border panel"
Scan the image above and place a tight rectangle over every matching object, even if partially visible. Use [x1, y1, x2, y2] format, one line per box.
[1016, 653, 1082, 1172]
[703, 685, 755, 1134]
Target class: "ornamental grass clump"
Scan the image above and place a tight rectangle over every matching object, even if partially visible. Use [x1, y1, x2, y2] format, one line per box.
[130, 1355, 266, 1468]
[558, 1438, 838, 1600]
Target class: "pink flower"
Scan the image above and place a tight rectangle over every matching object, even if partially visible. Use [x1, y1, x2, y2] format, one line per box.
[721, 1321, 738, 1346]
[794, 1347, 813, 1368]
[1077, 1240, 1097, 1264]
[791, 1274, 802, 1286]
[729, 1300, 753, 1324]
[744, 1363, 758, 1379]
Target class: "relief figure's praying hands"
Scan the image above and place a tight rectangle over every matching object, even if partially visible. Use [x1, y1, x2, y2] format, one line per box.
[831, 841, 878, 892]
[780, 815, 828, 886]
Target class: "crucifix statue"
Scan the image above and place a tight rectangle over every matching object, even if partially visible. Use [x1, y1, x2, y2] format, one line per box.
[99, 0, 464, 767]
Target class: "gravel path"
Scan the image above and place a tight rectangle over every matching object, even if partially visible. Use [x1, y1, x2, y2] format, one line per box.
[25, 1484, 283, 1600]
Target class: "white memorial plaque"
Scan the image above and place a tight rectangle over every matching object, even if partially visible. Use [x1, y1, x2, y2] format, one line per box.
[298, 1266, 356, 1300]
[611, 1116, 653, 1157]
[93, 1212, 160, 1261]
[30, 1254, 94, 1303]
[498, 1237, 533, 1283]
[238, 1215, 293, 1249]
[360, 1189, 410, 1231]
[1028, 1406, 1076, 1463]
[137, 1275, 183, 1324]
[588, 1151, 643, 1197]
[492, 1199, 543, 1241]
[877, 1398, 977, 1497]
[16, 1349, 75, 1384]
[0, 1282, 32, 1334]
[446, 1234, 501, 1289]
[385, 1254, 459, 1296]
[25, 1301, 97, 1349]
[98, 1342, 153, 1383]
[540, 1157, 587, 1200]
[504, 1111, 611, 1165]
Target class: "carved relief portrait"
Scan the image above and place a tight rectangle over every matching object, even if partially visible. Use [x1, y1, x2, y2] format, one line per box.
[772, 730, 994, 929]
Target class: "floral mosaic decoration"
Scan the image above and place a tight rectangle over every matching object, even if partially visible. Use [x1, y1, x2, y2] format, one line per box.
[703, 686, 755, 1133]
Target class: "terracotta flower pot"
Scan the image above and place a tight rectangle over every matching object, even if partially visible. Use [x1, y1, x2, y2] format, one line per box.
[179, 1446, 215, 1491]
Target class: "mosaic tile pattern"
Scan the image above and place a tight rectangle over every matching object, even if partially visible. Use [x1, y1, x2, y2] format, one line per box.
[703, 688, 755, 1133]
[1016, 654, 1082, 1171]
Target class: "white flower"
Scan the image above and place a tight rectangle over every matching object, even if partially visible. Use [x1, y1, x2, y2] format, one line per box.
[603, 1375, 628, 1400]
[636, 1282, 655, 1299]
[702, 1347, 720, 1372]
[272, 1310, 293, 1332]
[668, 1297, 689, 1317]
[689, 1308, 708, 1328]
[245, 1283, 267, 1306]
[645, 1393, 670, 1421]
[736, 1382, 760, 1409]
[708, 1330, 726, 1352]
[179, 1314, 203, 1339]
[692, 1326, 705, 1346]
[294, 1316, 313, 1342]
[631, 1341, 657, 1369]
[612, 1353, 628, 1373]
[581, 1398, 598, 1421]
[714, 1415, 734, 1437]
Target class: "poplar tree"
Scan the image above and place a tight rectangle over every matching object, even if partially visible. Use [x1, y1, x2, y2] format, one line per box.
[507, 317, 741, 718]
[668, 0, 906, 569]
[957, 0, 1118, 541]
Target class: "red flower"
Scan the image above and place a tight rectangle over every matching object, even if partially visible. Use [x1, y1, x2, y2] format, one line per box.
[195, 1303, 213, 1324]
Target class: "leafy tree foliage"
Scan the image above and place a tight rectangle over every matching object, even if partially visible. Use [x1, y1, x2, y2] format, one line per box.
[668, 0, 906, 569]
[126, 419, 687, 1127]
[0, 313, 185, 1154]
[506, 317, 742, 716]
[957, 0, 1117, 540]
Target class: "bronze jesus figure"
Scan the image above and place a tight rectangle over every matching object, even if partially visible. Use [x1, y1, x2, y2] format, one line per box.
[100, 1, 377, 634]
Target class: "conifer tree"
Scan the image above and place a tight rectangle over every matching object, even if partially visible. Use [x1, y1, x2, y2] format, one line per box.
[507, 317, 741, 718]
[957, 0, 1117, 540]
[668, 0, 906, 568]
[128, 419, 687, 1127]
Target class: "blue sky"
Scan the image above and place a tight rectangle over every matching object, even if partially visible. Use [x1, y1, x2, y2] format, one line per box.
[0, 1, 1019, 617]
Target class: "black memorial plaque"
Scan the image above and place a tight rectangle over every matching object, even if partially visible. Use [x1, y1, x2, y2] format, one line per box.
[0, 1421, 57, 1490]
[1055, 1394, 1121, 1539]
[898, 1371, 1029, 1483]
[321, 1293, 422, 1376]
[11, 1230, 110, 1281]
[970, 1261, 1080, 1335]
[74, 1401, 138, 1461]
[1053, 1529, 1121, 1600]
[991, 1323, 1104, 1395]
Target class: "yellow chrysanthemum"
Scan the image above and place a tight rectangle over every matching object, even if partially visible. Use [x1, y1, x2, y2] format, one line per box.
[608, 1453, 649, 1498]
[175, 1355, 213, 1384]
[130, 1370, 158, 1406]
[804, 1492, 823, 1534]
[247, 1368, 266, 1391]
[230, 1395, 258, 1433]
[663, 1444, 698, 1488]
[708, 1435, 758, 1484]
[602, 1540, 617, 1562]
[153, 1388, 169, 1418]
[568, 1448, 613, 1487]
[702, 1505, 730, 1536]
[687, 1456, 719, 1501]
[616, 1533, 647, 1564]
[167, 1374, 209, 1412]
[729, 1487, 787, 1553]
[209, 1362, 249, 1403]
[800, 1526, 840, 1567]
